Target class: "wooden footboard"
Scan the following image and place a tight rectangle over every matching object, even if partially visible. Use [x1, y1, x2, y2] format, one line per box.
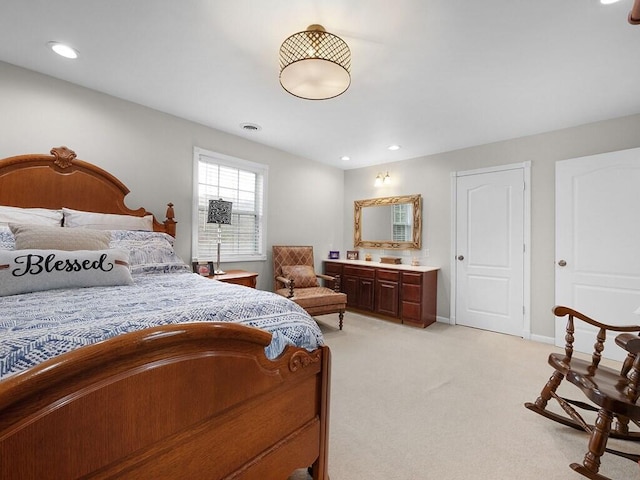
[0, 323, 330, 480]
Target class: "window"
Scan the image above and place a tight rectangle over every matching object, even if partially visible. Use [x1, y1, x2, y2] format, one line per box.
[391, 204, 412, 242]
[192, 147, 268, 262]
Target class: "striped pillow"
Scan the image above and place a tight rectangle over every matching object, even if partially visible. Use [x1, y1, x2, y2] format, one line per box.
[10, 224, 111, 251]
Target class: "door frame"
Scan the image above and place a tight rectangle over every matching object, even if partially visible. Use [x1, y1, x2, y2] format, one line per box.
[450, 162, 532, 338]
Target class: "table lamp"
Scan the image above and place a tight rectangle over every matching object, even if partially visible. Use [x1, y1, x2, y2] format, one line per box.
[207, 198, 232, 275]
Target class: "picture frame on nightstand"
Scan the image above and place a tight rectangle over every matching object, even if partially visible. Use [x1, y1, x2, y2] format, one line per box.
[192, 261, 214, 276]
[346, 250, 359, 260]
[328, 251, 340, 259]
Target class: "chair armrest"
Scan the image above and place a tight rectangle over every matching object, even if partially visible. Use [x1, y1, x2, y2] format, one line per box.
[554, 306, 640, 332]
[276, 276, 295, 298]
[316, 273, 341, 292]
[553, 305, 640, 368]
[316, 273, 334, 281]
[616, 333, 640, 354]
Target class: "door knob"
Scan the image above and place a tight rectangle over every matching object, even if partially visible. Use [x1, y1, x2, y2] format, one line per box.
[558, 259, 567, 267]
[457, 255, 464, 261]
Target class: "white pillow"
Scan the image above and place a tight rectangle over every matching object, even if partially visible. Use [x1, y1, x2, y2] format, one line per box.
[0, 248, 133, 296]
[0, 205, 63, 227]
[63, 207, 153, 231]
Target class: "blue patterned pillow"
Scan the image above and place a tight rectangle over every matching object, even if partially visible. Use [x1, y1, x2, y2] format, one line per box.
[0, 227, 14, 250]
[109, 230, 188, 272]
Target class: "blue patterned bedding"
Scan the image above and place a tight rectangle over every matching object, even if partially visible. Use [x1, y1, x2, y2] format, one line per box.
[0, 271, 324, 380]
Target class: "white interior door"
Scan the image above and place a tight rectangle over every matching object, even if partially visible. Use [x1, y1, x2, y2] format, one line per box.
[555, 148, 640, 360]
[455, 167, 526, 336]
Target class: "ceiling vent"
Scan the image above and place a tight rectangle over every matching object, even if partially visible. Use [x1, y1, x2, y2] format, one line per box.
[240, 123, 262, 132]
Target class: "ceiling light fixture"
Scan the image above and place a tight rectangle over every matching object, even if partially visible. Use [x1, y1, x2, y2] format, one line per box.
[630, 0, 640, 24]
[600, 0, 620, 4]
[388, 145, 401, 151]
[47, 41, 78, 59]
[279, 24, 351, 100]
[341, 156, 350, 161]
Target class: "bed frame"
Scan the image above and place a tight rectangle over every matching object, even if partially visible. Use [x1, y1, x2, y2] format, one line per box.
[0, 146, 176, 235]
[0, 147, 331, 479]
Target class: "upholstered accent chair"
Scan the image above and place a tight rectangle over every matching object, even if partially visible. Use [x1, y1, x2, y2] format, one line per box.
[273, 245, 346, 330]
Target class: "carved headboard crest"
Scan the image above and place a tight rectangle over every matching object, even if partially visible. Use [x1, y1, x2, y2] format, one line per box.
[51, 146, 77, 169]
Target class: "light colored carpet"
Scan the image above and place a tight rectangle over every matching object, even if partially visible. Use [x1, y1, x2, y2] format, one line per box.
[290, 311, 639, 480]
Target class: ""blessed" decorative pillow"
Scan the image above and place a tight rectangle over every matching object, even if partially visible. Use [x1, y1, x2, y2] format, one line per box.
[0, 248, 133, 297]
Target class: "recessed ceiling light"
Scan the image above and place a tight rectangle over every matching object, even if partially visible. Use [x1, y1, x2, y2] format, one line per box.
[388, 145, 401, 151]
[47, 41, 78, 59]
[600, 0, 620, 4]
[341, 156, 350, 161]
[240, 123, 262, 132]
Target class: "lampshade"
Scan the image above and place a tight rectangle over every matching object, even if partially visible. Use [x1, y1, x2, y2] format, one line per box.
[207, 199, 232, 225]
[279, 24, 351, 100]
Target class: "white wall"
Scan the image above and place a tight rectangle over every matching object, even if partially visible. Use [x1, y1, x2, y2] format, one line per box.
[0, 62, 345, 290]
[5, 60, 640, 339]
[344, 114, 640, 339]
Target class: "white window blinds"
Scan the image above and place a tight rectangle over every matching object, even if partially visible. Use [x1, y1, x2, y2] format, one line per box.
[392, 204, 412, 242]
[192, 148, 268, 262]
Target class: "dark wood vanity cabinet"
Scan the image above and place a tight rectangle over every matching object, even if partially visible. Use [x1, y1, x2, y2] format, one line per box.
[342, 265, 375, 311]
[323, 261, 438, 328]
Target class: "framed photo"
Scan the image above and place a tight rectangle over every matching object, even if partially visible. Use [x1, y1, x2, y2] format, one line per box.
[328, 251, 340, 259]
[192, 261, 214, 276]
[346, 250, 359, 260]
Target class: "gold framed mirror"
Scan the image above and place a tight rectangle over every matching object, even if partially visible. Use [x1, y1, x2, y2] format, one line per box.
[354, 194, 422, 249]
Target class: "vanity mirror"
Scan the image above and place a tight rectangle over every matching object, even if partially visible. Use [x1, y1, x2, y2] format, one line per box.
[354, 194, 422, 249]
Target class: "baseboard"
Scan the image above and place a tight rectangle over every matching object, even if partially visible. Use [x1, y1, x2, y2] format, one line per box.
[440, 316, 556, 345]
[529, 333, 555, 345]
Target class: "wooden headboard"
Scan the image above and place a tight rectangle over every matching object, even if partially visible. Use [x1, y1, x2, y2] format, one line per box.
[0, 146, 176, 236]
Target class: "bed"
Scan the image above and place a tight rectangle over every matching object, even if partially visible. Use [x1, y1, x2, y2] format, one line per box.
[0, 146, 331, 479]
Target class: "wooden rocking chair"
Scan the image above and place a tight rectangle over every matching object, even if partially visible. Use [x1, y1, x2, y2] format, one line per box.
[525, 306, 640, 480]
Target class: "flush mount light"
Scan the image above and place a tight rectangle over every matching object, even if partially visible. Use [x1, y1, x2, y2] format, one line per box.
[631, 0, 640, 23]
[341, 156, 350, 161]
[388, 145, 401, 151]
[47, 41, 78, 59]
[600, 0, 620, 4]
[279, 24, 351, 100]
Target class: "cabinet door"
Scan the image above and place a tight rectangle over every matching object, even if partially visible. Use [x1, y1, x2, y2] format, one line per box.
[343, 276, 360, 308]
[376, 280, 399, 317]
[359, 278, 375, 311]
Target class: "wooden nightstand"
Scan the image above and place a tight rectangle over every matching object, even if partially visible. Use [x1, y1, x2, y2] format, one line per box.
[209, 270, 258, 288]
